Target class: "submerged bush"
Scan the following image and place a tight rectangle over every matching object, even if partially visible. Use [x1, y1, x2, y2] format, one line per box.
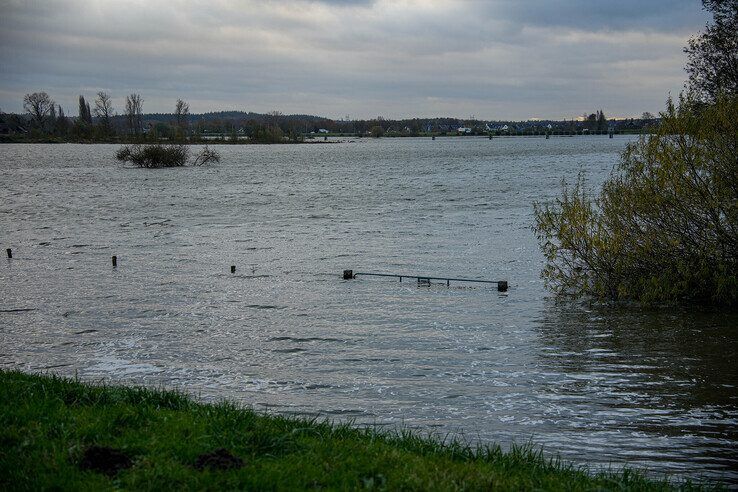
[116, 144, 220, 168]
[534, 94, 738, 307]
[116, 144, 189, 168]
[192, 145, 221, 166]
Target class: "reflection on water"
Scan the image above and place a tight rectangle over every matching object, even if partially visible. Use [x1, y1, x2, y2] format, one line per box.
[536, 303, 738, 480]
[1, 139, 736, 485]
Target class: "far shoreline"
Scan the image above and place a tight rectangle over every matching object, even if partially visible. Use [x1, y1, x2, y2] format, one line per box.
[0, 130, 648, 146]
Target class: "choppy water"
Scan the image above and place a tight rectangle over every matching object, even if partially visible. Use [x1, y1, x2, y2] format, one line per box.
[1, 138, 736, 485]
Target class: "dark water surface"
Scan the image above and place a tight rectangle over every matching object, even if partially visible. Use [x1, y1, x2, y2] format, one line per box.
[1, 138, 736, 485]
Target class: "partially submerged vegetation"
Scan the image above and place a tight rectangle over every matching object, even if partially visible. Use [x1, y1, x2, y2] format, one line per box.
[534, 94, 737, 307]
[0, 370, 691, 491]
[115, 144, 220, 168]
[534, 1, 737, 307]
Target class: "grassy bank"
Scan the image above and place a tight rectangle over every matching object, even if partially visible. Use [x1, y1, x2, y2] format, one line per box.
[0, 370, 695, 491]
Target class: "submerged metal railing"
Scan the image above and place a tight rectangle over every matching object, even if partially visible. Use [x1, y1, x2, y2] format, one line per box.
[343, 270, 508, 292]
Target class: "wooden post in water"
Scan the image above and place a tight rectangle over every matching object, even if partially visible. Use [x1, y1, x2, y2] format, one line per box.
[6, 248, 11, 259]
[432, 135, 435, 140]
[231, 265, 236, 274]
[343, 269, 353, 280]
[111, 255, 117, 268]
[546, 133, 550, 139]
[497, 281, 508, 292]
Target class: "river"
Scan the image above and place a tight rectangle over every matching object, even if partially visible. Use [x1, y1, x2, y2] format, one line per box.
[1, 137, 736, 485]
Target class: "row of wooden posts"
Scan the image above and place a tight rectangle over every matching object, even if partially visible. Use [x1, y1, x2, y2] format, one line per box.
[6, 250, 508, 292]
[428, 133, 614, 140]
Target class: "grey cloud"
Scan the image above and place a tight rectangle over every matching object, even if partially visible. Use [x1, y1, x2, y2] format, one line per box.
[305, 0, 375, 4]
[0, 0, 707, 119]
[486, 0, 707, 32]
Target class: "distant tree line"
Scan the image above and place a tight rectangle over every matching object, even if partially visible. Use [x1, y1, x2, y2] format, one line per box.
[2, 92, 658, 143]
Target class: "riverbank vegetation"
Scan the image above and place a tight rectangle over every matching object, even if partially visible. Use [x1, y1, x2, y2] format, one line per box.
[115, 144, 220, 168]
[534, 0, 737, 307]
[534, 94, 737, 306]
[0, 370, 695, 491]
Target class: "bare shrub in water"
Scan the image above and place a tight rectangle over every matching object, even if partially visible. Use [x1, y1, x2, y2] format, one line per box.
[115, 144, 220, 168]
[115, 144, 189, 168]
[193, 145, 221, 166]
[534, 94, 738, 306]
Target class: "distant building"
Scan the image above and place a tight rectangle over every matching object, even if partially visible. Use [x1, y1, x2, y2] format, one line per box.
[318, 128, 329, 133]
[457, 127, 472, 134]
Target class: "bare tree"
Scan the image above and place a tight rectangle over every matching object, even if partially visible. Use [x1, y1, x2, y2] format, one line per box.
[175, 99, 189, 128]
[684, 0, 738, 102]
[268, 110, 282, 126]
[55, 105, 69, 136]
[23, 92, 55, 128]
[125, 93, 143, 135]
[48, 104, 57, 133]
[94, 91, 114, 133]
[78, 95, 92, 126]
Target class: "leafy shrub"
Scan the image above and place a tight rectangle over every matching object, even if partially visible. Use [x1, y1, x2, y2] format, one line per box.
[534, 94, 738, 306]
[250, 125, 284, 144]
[369, 125, 384, 138]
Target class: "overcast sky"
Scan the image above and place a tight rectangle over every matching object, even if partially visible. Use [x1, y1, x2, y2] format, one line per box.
[0, 0, 709, 120]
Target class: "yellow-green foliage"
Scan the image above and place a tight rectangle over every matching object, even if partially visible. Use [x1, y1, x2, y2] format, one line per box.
[534, 95, 738, 306]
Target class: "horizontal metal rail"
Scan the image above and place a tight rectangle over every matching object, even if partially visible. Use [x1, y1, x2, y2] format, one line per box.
[344, 270, 508, 291]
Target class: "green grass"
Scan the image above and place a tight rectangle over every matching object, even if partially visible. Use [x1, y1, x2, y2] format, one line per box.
[0, 370, 705, 491]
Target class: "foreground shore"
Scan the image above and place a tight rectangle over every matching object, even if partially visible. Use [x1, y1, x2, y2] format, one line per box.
[0, 370, 701, 491]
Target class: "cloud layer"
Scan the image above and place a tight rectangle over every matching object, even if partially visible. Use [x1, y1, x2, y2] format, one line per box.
[0, 0, 708, 119]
